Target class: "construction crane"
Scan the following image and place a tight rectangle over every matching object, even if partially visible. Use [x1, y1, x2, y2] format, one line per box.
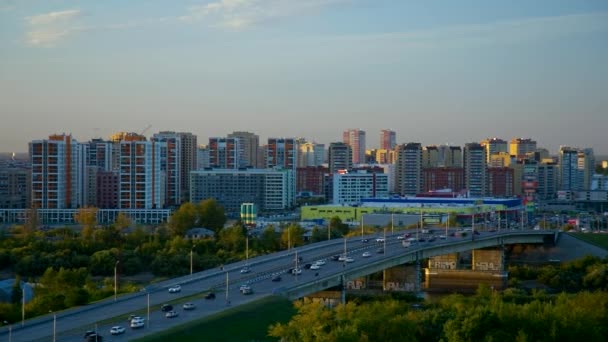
[140, 124, 152, 136]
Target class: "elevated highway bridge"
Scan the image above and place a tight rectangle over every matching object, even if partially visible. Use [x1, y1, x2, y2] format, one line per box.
[1, 229, 558, 341]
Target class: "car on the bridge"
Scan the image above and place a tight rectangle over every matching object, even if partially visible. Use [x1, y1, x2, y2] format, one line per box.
[310, 263, 321, 270]
[86, 333, 103, 342]
[240, 266, 251, 274]
[183, 302, 196, 310]
[362, 251, 371, 258]
[345, 257, 355, 263]
[291, 268, 302, 275]
[84, 330, 97, 339]
[110, 326, 125, 335]
[331, 255, 341, 261]
[397, 235, 405, 240]
[165, 310, 179, 318]
[376, 238, 385, 243]
[338, 255, 347, 262]
[130, 317, 145, 329]
[271, 274, 282, 282]
[314, 260, 326, 266]
[168, 285, 181, 293]
[205, 292, 216, 300]
[361, 238, 369, 243]
[161, 304, 173, 312]
[240, 284, 253, 294]
[376, 248, 384, 254]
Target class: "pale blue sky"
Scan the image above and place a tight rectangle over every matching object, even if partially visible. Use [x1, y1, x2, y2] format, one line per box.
[1, 0, 607, 154]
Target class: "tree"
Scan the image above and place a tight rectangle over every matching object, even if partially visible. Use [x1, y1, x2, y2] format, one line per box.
[114, 212, 132, 231]
[169, 202, 197, 236]
[74, 206, 98, 229]
[330, 216, 350, 236]
[280, 224, 305, 249]
[11, 276, 22, 304]
[197, 199, 226, 233]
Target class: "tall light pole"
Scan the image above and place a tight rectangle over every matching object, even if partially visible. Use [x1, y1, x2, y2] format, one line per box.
[328, 220, 331, 241]
[21, 287, 24, 327]
[52, 312, 56, 342]
[190, 244, 196, 276]
[146, 291, 150, 327]
[225, 272, 229, 306]
[114, 260, 120, 301]
[361, 215, 364, 238]
[391, 213, 394, 234]
[3, 321, 11, 342]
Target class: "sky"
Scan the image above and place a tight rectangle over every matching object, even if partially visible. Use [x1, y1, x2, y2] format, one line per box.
[1, 0, 607, 155]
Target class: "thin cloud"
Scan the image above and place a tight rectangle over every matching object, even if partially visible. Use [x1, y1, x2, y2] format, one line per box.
[320, 12, 608, 48]
[24, 9, 81, 47]
[181, 0, 351, 30]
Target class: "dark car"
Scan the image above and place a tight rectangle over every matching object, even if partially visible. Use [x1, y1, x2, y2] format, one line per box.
[86, 334, 103, 342]
[161, 304, 173, 312]
[84, 331, 96, 339]
[271, 274, 282, 282]
[303, 263, 312, 269]
[205, 292, 216, 300]
[474, 230, 481, 235]
[376, 248, 384, 254]
[361, 238, 369, 243]
[331, 255, 341, 261]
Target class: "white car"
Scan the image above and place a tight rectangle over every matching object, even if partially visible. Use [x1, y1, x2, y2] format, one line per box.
[239, 284, 250, 291]
[110, 326, 125, 335]
[338, 255, 347, 262]
[310, 264, 321, 270]
[362, 251, 372, 258]
[345, 257, 355, 263]
[165, 310, 179, 318]
[291, 268, 302, 275]
[396, 235, 405, 240]
[314, 260, 326, 266]
[168, 285, 181, 293]
[240, 266, 251, 274]
[182, 302, 196, 310]
[376, 238, 385, 243]
[130, 318, 145, 329]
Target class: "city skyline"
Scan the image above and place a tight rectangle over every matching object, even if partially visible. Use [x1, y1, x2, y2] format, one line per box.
[1, 1, 607, 154]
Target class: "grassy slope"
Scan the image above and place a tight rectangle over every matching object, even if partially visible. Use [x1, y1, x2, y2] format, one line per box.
[569, 232, 608, 251]
[135, 296, 295, 342]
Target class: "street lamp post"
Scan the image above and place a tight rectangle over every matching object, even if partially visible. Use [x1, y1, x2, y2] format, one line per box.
[190, 244, 196, 276]
[3, 321, 11, 342]
[21, 287, 24, 327]
[52, 312, 56, 342]
[114, 261, 120, 301]
[328, 220, 331, 241]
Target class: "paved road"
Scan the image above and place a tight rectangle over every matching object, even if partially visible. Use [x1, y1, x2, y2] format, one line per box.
[1, 228, 551, 341]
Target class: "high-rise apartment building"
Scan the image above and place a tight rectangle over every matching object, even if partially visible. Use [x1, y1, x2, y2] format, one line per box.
[488, 167, 514, 197]
[117, 139, 166, 209]
[437, 145, 462, 167]
[296, 166, 328, 196]
[298, 141, 325, 167]
[578, 148, 595, 191]
[228, 131, 259, 168]
[537, 161, 558, 200]
[423, 146, 439, 168]
[0, 166, 30, 208]
[209, 137, 241, 169]
[481, 138, 508, 163]
[395, 143, 423, 196]
[510, 138, 537, 159]
[151, 132, 197, 205]
[463, 143, 487, 197]
[266, 138, 297, 170]
[197, 145, 210, 169]
[380, 129, 396, 150]
[328, 142, 353, 173]
[343, 129, 366, 164]
[559, 146, 582, 191]
[190, 168, 295, 213]
[423, 167, 464, 193]
[332, 170, 389, 205]
[30, 134, 87, 209]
